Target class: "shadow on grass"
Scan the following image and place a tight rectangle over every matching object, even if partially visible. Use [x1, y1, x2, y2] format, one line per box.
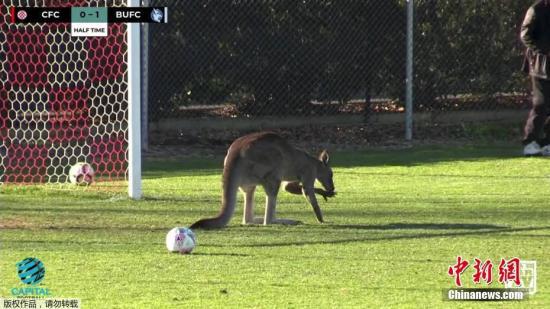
[191, 252, 250, 257]
[142, 145, 524, 179]
[1, 225, 187, 232]
[231, 225, 550, 248]
[143, 158, 221, 179]
[1, 206, 210, 215]
[331, 145, 522, 168]
[340, 171, 546, 180]
[324, 223, 508, 230]
[6, 225, 550, 251]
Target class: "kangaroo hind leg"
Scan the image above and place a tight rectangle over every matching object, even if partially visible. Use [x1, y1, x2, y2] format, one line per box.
[240, 185, 256, 224]
[262, 180, 301, 226]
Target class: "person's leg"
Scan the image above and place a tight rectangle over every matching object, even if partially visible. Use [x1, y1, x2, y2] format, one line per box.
[539, 79, 550, 148]
[523, 77, 547, 155]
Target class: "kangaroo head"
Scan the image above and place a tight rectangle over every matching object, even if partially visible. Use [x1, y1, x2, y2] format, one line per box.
[317, 150, 335, 193]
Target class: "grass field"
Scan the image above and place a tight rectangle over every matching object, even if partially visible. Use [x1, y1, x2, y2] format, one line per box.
[1, 144, 549, 308]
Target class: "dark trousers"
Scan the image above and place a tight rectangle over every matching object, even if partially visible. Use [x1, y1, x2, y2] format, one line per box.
[523, 77, 550, 146]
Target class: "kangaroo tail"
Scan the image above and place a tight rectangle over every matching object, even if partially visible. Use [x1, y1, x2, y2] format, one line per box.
[190, 156, 241, 229]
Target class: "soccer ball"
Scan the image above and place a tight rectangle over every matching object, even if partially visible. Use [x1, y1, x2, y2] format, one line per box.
[166, 227, 196, 254]
[69, 162, 95, 185]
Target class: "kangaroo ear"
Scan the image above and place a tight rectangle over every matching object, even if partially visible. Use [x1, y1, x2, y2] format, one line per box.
[318, 150, 329, 165]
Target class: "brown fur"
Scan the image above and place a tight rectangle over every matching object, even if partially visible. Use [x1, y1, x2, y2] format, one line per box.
[190, 132, 335, 229]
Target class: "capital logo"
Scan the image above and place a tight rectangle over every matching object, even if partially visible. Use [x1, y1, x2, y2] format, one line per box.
[16, 257, 45, 285]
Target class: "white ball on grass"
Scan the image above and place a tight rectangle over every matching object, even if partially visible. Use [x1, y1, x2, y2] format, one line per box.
[166, 227, 196, 254]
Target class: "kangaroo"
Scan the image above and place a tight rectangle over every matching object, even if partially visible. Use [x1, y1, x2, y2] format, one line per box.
[190, 132, 335, 229]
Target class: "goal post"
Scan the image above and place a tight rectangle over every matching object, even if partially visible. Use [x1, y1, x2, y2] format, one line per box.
[127, 0, 141, 199]
[0, 0, 142, 199]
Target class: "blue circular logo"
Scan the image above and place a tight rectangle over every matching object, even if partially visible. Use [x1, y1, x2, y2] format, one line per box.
[16, 258, 45, 285]
[150, 8, 163, 23]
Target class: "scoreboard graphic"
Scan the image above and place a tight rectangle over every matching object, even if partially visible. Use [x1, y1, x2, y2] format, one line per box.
[10, 6, 168, 36]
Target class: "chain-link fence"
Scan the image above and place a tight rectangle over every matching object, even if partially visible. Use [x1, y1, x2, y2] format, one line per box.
[145, 0, 533, 139]
[413, 0, 530, 114]
[147, 1, 404, 121]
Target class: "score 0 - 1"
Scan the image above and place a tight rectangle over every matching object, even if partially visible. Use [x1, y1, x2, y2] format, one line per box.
[9, 7, 167, 24]
[80, 10, 101, 18]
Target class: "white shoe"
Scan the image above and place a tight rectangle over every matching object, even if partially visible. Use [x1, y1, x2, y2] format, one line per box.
[524, 141, 542, 156]
[541, 145, 550, 156]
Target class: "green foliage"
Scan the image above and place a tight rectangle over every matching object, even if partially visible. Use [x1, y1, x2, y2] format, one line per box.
[149, 0, 403, 116]
[149, 1, 534, 116]
[1, 145, 549, 307]
[414, 0, 532, 110]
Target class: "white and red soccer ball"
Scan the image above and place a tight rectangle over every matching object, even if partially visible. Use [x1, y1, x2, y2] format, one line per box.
[166, 227, 196, 254]
[69, 162, 95, 185]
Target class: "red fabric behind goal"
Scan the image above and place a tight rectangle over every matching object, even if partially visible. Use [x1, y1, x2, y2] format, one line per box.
[0, 1, 129, 183]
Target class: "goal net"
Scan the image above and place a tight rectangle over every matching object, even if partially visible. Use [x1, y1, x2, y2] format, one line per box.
[0, 0, 141, 196]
